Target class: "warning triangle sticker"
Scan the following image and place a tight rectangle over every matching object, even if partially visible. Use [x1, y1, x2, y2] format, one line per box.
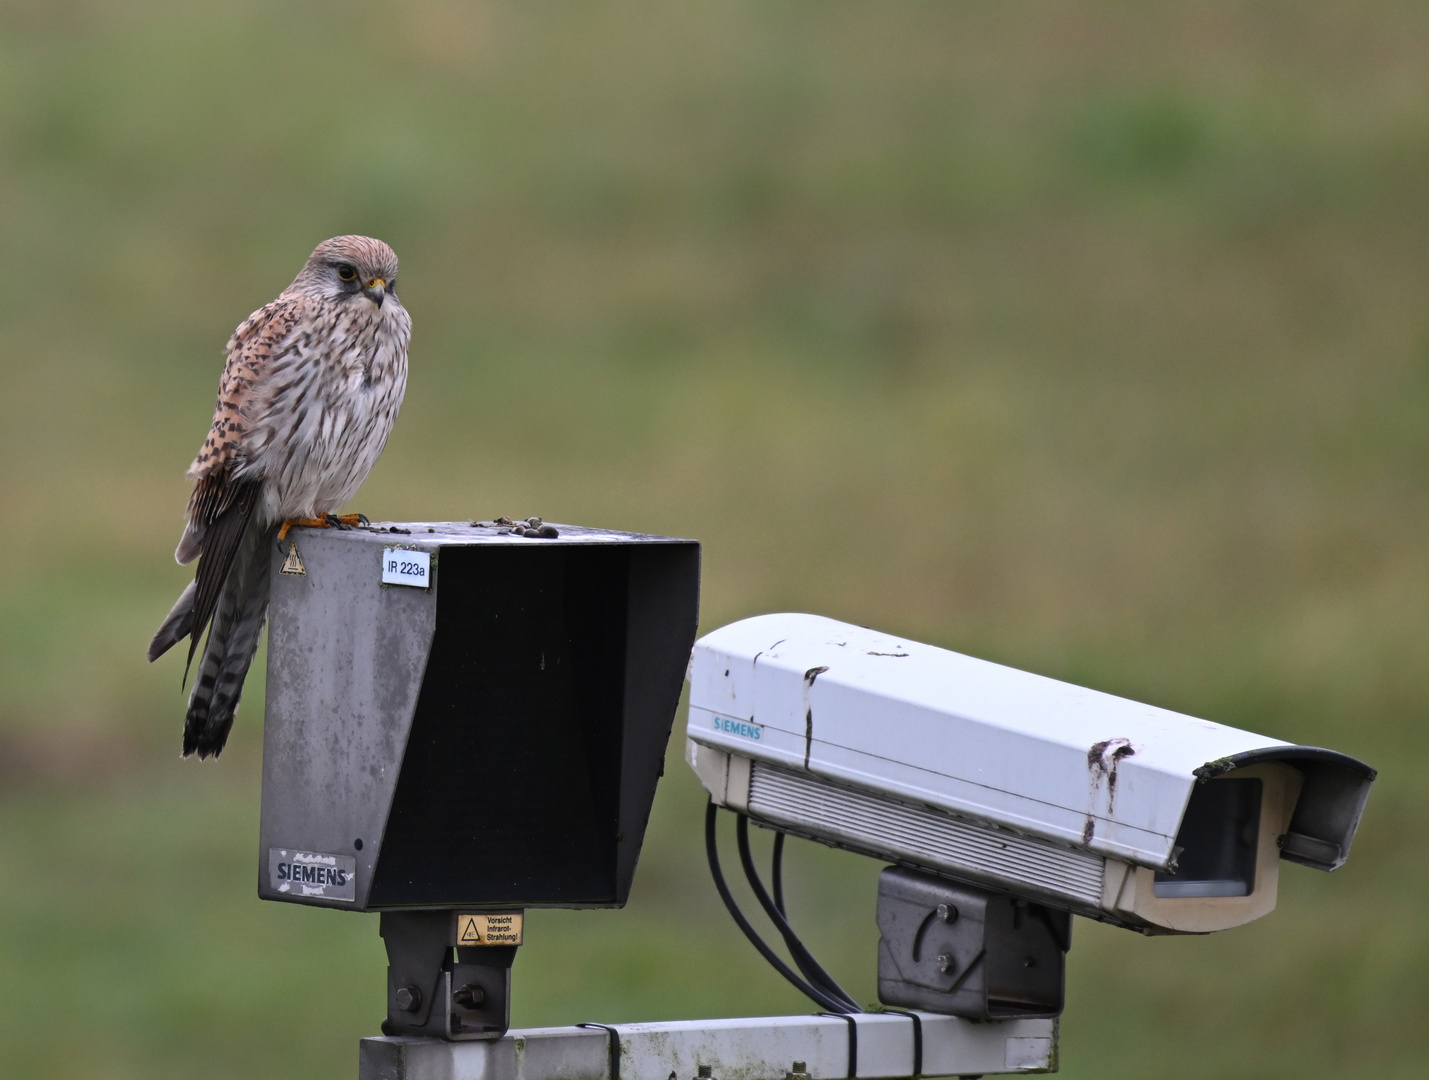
[280, 543, 306, 576]
[457, 915, 482, 945]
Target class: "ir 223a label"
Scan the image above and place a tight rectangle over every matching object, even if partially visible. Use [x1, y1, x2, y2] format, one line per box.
[381, 547, 431, 588]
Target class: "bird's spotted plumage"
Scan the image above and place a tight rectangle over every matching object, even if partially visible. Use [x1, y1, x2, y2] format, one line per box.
[150, 236, 411, 758]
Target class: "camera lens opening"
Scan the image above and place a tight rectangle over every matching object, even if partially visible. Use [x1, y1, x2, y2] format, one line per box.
[1154, 777, 1262, 899]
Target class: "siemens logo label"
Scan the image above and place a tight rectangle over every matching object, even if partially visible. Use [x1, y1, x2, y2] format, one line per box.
[714, 716, 763, 741]
[268, 848, 357, 902]
[276, 862, 348, 887]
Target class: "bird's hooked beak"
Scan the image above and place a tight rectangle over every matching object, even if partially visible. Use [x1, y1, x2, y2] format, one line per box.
[363, 277, 386, 307]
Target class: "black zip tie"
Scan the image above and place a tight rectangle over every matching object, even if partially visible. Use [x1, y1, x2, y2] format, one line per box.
[878, 1010, 922, 1077]
[576, 1023, 621, 1080]
[818, 1012, 859, 1078]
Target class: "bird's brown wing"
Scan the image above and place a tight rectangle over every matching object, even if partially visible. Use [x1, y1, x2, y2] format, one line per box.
[174, 297, 303, 562]
[173, 298, 303, 677]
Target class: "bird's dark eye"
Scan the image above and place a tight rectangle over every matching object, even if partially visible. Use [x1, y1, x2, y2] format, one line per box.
[336, 264, 357, 282]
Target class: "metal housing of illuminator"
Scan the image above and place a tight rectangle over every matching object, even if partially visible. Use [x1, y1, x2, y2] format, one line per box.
[257, 520, 700, 1041]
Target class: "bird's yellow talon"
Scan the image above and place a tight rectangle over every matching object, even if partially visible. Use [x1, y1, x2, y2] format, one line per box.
[278, 517, 330, 542]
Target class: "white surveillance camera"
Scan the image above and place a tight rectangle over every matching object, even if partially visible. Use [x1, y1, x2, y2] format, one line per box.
[686, 613, 1374, 935]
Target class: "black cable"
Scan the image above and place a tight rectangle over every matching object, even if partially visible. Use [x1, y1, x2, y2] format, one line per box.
[735, 815, 860, 1013]
[769, 829, 862, 1013]
[769, 831, 863, 1016]
[704, 801, 849, 1013]
[739, 816, 858, 1010]
[772, 830, 787, 915]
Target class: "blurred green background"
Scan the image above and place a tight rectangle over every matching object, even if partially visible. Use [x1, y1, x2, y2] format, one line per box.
[0, 1, 1425, 1077]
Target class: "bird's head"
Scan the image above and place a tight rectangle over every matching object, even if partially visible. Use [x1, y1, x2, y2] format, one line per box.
[294, 235, 402, 308]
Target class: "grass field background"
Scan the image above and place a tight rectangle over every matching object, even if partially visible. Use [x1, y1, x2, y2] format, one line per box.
[1, 3, 1427, 1077]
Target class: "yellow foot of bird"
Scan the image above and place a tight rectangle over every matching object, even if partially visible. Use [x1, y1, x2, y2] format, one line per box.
[277, 517, 329, 543]
[278, 513, 370, 543]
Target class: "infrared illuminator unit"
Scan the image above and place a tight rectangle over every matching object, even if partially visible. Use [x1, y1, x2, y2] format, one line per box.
[687, 613, 1374, 937]
[258, 520, 700, 1041]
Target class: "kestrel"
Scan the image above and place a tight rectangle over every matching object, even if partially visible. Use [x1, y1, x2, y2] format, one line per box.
[148, 236, 411, 758]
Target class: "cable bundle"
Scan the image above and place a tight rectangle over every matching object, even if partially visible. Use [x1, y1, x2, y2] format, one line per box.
[704, 800, 861, 1014]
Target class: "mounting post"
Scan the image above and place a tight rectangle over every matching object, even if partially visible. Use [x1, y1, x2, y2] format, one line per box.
[379, 911, 523, 1041]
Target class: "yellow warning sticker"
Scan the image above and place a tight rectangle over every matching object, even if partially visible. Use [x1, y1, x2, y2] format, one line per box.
[456, 913, 524, 946]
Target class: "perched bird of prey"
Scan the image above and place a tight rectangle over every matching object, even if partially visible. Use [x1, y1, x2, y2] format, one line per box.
[148, 236, 411, 759]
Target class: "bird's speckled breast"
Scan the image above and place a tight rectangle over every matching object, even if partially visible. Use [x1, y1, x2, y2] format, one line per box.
[247, 296, 411, 523]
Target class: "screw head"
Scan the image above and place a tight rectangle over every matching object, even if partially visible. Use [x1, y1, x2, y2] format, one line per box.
[395, 985, 422, 1012]
[936, 953, 956, 974]
[453, 983, 486, 1009]
[936, 903, 959, 923]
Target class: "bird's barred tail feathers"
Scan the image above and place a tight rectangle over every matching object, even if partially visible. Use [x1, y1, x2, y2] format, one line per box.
[148, 579, 196, 663]
[148, 476, 268, 758]
[183, 518, 273, 758]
